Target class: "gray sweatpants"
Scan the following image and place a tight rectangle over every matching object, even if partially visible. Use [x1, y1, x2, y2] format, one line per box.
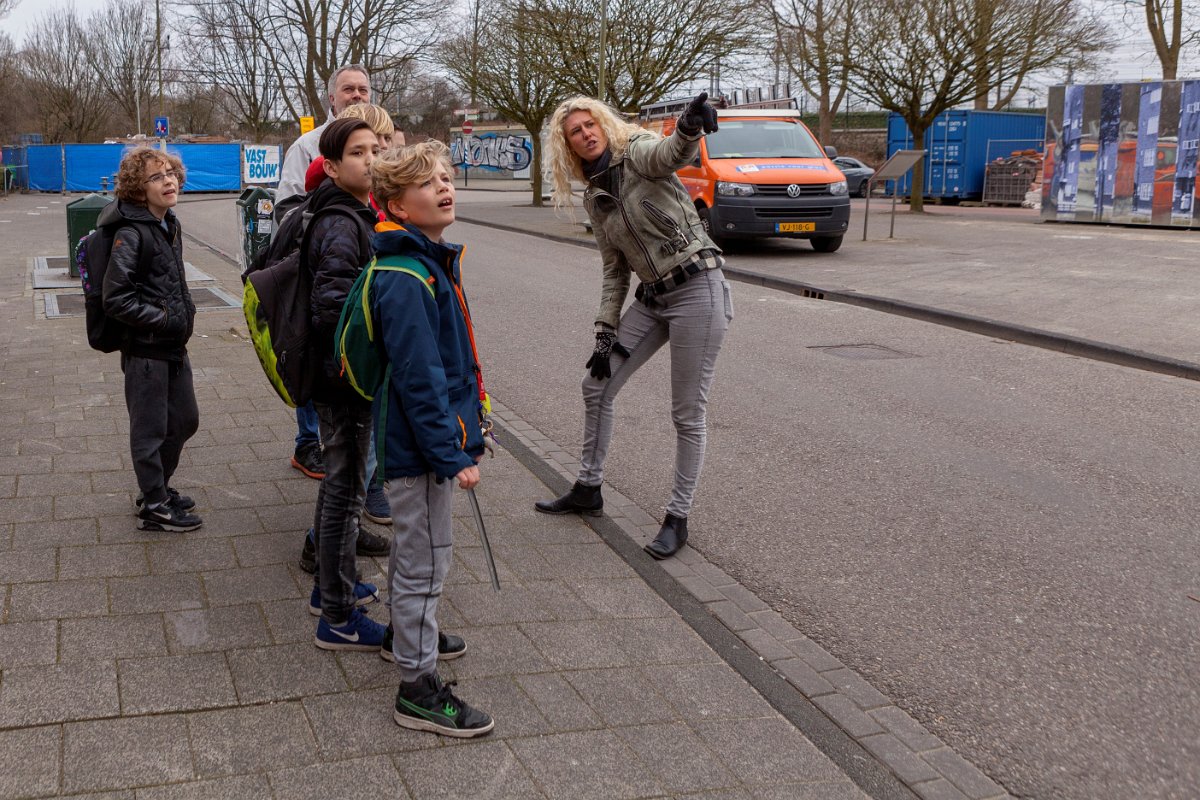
[384, 473, 454, 682]
[578, 268, 733, 518]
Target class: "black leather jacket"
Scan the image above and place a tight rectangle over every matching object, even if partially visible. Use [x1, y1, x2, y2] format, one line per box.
[303, 182, 377, 403]
[99, 201, 195, 361]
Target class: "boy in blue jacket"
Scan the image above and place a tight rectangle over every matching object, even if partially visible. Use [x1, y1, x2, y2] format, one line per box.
[369, 140, 493, 738]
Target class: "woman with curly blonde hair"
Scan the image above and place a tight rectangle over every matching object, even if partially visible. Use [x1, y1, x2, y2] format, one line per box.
[535, 93, 733, 560]
[544, 96, 641, 209]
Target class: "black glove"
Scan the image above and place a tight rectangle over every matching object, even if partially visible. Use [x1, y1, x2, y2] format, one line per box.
[677, 92, 718, 136]
[585, 330, 631, 380]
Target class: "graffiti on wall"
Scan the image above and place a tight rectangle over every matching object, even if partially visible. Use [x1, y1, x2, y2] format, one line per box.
[451, 133, 533, 173]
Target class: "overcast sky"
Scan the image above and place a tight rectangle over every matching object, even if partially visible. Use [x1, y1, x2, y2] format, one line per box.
[2, 0, 1197, 104]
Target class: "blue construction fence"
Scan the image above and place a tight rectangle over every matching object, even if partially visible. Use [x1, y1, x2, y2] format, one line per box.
[1, 143, 243, 192]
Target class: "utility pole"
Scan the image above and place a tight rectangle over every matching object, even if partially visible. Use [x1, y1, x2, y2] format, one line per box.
[156, 0, 163, 118]
[598, 0, 607, 102]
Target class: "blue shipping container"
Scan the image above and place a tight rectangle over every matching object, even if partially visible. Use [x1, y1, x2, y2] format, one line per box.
[886, 110, 1046, 199]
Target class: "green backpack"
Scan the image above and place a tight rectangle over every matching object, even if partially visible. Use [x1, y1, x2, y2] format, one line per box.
[335, 253, 436, 402]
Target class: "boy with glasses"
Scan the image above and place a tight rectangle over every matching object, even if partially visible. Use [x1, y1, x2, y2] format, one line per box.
[101, 147, 201, 531]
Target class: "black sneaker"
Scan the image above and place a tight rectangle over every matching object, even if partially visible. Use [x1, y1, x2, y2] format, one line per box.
[137, 500, 202, 532]
[381, 626, 467, 663]
[356, 526, 390, 558]
[291, 443, 326, 480]
[301, 526, 388, 572]
[299, 528, 316, 574]
[364, 483, 392, 525]
[394, 673, 494, 738]
[134, 488, 195, 513]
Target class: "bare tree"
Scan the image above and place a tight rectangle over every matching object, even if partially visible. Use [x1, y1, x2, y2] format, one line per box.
[442, 0, 565, 205]
[171, 85, 224, 134]
[0, 33, 26, 143]
[513, 0, 756, 113]
[966, 0, 1111, 109]
[21, 8, 112, 142]
[763, 0, 855, 143]
[178, 0, 283, 140]
[1115, 0, 1199, 80]
[388, 73, 466, 142]
[846, 0, 1108, 210]
[255, 0, 444, 122]
[83, 0, 160, 135]
[0, 0, 18, 19]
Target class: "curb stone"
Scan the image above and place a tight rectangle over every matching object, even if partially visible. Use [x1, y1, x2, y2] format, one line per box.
[488, 398, 1012, 800]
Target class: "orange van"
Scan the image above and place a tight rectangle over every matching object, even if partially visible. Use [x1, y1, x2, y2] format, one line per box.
[642, 106, 851, 252]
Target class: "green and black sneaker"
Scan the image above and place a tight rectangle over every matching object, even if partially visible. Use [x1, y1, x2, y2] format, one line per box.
[380, 625, 468, 663]
[394, 672, 494, 738]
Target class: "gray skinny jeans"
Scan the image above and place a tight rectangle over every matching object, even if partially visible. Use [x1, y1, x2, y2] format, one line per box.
[578, 267, 733, 517]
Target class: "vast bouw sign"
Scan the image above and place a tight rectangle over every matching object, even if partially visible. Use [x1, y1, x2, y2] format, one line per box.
[243, 145, 282, 184]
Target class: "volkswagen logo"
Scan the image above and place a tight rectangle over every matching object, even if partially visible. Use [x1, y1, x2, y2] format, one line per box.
[786, 184, 802, 197]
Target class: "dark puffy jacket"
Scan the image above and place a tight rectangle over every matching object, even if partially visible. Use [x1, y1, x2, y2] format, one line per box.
[370, 222, 485, 480]
[99, 200, 194, 361]
[303, 181, 377, 404]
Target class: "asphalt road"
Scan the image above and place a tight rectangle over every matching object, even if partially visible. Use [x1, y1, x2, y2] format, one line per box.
[179, 195, 1199, 800]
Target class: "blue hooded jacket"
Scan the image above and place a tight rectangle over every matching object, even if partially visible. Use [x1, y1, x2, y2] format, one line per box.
[370, 222, 485, 480]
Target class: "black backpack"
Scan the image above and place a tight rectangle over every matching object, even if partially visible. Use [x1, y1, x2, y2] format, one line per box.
[241, 199, 371, 408]
[78, 222, 156, 353]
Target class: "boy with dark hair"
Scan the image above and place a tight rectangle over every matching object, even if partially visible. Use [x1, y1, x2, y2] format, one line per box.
[306, 117, 391, 651]
[101, 146, 201, 532]
[369, 140, 493, 737]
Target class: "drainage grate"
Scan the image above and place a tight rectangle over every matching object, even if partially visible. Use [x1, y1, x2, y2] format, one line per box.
[47, 293, 85, 317]
[40, 256, 71, 271]
[44, 287, 241, 319]
[807, 343, 918, 360]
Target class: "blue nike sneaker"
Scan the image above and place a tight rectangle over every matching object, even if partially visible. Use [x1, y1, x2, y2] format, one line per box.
[308, 581, 380, 616]
[314, 608, 387, 652]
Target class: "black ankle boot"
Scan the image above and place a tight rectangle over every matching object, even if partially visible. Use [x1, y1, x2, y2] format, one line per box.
[534, 481, 603, 516]
[644, 513, 688, 559]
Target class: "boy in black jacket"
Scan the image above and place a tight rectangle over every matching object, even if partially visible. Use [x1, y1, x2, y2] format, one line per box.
[305, 118, 390, 651]
[101, 147, 201, 532]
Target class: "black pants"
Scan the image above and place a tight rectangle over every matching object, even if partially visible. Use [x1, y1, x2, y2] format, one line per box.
[121, 353, 199, 506]
[312, 399, 372, 624]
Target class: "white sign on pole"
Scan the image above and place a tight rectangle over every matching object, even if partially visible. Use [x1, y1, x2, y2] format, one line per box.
[243, 145, 282, 183]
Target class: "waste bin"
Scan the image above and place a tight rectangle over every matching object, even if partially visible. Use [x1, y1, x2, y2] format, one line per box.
[236, 187, 275, 272]
[65, 193, 114, 278]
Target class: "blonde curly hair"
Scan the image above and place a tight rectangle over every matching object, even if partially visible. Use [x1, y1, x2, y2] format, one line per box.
[337, 103, 395, 137]
[371, 140, 452, 222]
[544, 96, 646, 210]
[115, 147, 185, 204]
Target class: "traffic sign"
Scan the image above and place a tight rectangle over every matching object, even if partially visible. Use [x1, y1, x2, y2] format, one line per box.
[154, 116, 169, 137]
[462, 120, 474, 135]
[453, 108, 480, 116]
[299, 116, 315, 134]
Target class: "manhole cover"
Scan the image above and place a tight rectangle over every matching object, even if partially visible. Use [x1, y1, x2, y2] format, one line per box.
[193, 286, 241, 308]
[43, 287, 240, 319]
[42, 256, 70, 271]
[808, 343, 918, 360]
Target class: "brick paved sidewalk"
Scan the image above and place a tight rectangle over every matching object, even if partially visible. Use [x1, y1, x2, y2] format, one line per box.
[0, 196, 873, 799]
